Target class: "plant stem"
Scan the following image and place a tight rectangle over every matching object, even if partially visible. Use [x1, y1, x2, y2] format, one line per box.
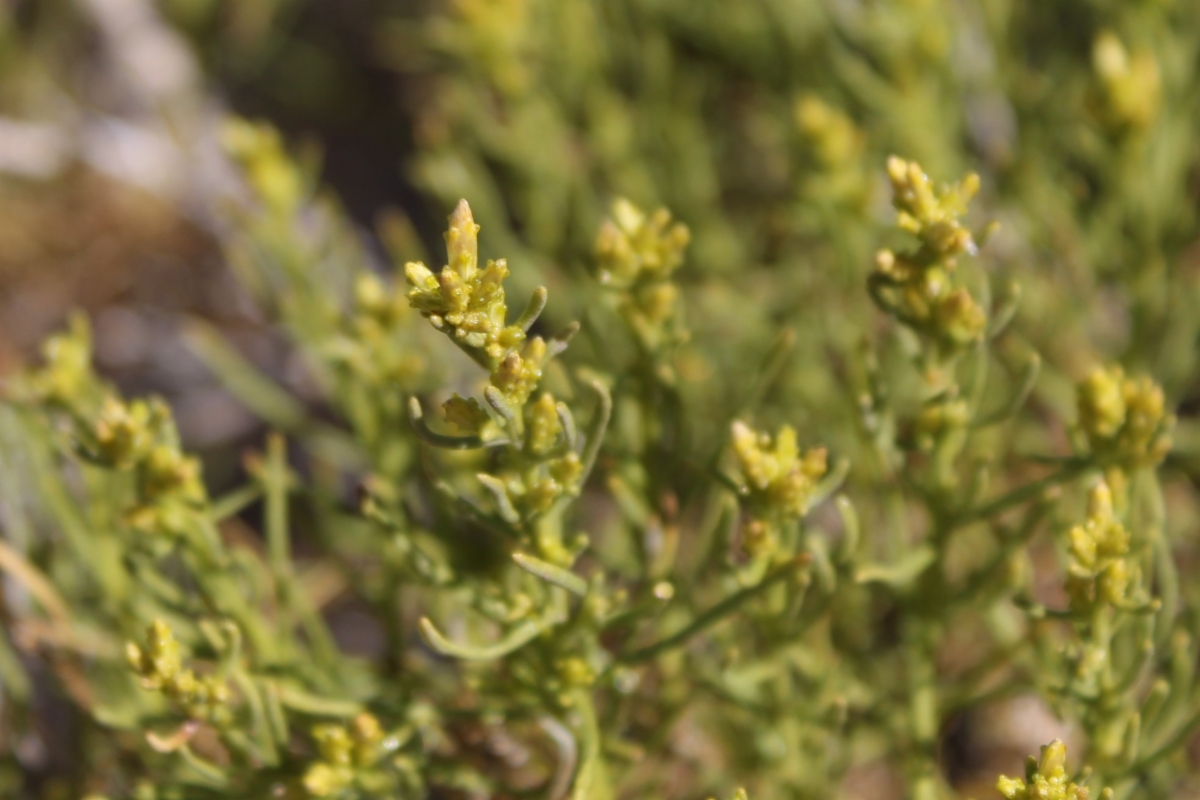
[619, 556, 807, 664]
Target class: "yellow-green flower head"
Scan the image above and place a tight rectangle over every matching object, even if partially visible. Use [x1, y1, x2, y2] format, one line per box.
[885, 156, 979, 261]
[595, 199, 690, 290]
[491, 337, 547, 410]
[126, 619, 183, 691]
[526, 393, 564, 455]
[442, 393, 493, 436]
[222, 118, 304, 217]
[491, 448, 583, 523]
[996, 740, 1102, 800]
[313, 724, 355, 766]
[350, 712, 385, 767]
[795, 94, 864, 168]
[353, 272, 410, 329]
[731, 421, 828, 519]
[126, 620, 229, 722]
[1077, 366, 1126, 440]
[140, 444, 206, 505]
[594, 198, 691, 352]
[405, 200, 526, 364]
[915, 396, 970, 449]
[302, 761, 354, 798]
[870, 159, 989, 350]
[934, 288, 987, 346]
[1065, 481, 1132, 612]
[1076, 366, 1174, 468]
[1092, 31, 1161, 131]
[556, 656, 596, 689]
[93, 398, 155, 469]
[451, 0, 533, 96]
[26, 314, 96, 407]
[302, 713, 388, 797]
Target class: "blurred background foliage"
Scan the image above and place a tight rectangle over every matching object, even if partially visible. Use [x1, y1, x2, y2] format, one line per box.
[3, 0, 1200, 798]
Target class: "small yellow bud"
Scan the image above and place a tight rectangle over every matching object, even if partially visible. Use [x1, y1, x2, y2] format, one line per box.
[445, 199, 480, 278]
[1078, 366, 1126, 441]
[526, 393, 563, 454]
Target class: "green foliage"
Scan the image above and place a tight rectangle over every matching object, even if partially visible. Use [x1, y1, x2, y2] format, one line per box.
[4, 1, 1200, 799]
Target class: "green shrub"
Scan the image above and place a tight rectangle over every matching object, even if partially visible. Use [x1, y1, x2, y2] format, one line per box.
[3, 1, 1200, 799]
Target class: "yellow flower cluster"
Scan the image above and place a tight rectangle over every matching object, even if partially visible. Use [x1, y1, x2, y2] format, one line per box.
[795, 95, 865, 171]
[1092, 31, 1161, 132]
[996, 740, 1107, 800]
[870, 158, 987, 350]
[914, 396, 969, 450]
[505, 392, 584, 517]
[408, 201, 585, 532]
[126, 620, 229, 723]
[449, 0, 533, 97]
[594, 198, 691, 352]
[731, 421, 827, 524]
[405, 200, 527, 365]
[1076, 365, 1173, 469]
[92, 396, 208, 537]
[330, 273, 427, 389]
[222, 119, 305, 217]
[21, 318, 207, 538]
[794, 95, 868, 207]
[1065, 482, 1132, 614]
[886, 156, 979, 259]
[595, 199, 690, 289]
[24, 315, 98, 408]
[302, 713, 389, 797]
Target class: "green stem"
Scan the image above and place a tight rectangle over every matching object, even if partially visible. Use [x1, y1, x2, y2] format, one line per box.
[1121, 708, 1200, 778]
[952, 459, 1091, 529]
[419, 615, 548, 661]
[568, 689, 612, 800]
[211, 483, 263, 522]
[263, 434, 340, 673]
[265, 433, 291, 574]
[620, 556, 807, 664]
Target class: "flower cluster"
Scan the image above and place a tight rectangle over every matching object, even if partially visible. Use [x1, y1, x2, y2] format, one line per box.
[222, 118, 305, 218]
[126, 620, 230, 723]
[302, 713, 396, 798]
[20, 319, 207, 538]
[1091, 31, 1161, 132]
[22, 314, 99, 408]
[794, 94, 869, 208]
[405, 199, 527, 366]
[913, 396, 969, 451]
[996, 740, 1108, 800]
[91, 397, 207, 535]
[594, 198, 691, 352]
[1076, 365, 1173, 470]
[1065, 482, 1132, 614]
[328, 272, 428, 390]
[444, 0, 533, 97]
[795, 95, 864, 171]
[408, 201, 594, 551]
[731, 421, 827, 554]
[870, 157, 987, 351]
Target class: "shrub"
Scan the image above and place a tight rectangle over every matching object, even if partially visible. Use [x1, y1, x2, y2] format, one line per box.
[2, 1, 1200, 799]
